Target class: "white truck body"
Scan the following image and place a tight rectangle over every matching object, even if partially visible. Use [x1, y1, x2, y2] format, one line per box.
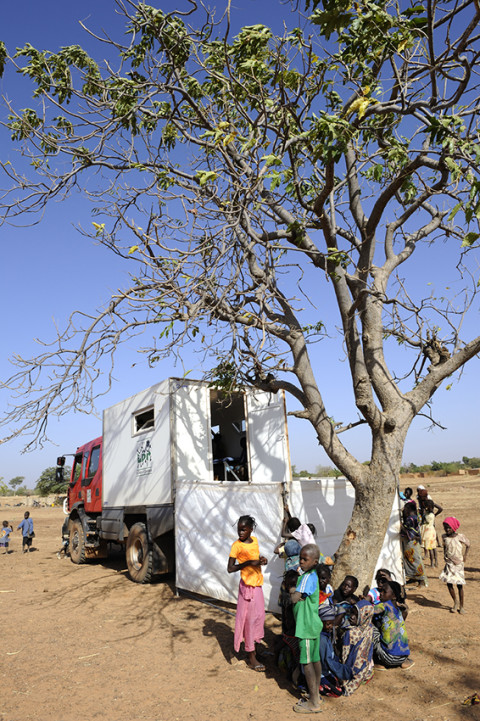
[97, 378, 402, 610]
[102, 377, 290, 507]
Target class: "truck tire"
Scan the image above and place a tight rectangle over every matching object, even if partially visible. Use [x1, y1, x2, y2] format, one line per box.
[69, 519, 86, 564]
[126, 522, 153, 584]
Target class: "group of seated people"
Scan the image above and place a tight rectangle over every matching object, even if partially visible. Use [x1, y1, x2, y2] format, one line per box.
[275, 515, 412, 699]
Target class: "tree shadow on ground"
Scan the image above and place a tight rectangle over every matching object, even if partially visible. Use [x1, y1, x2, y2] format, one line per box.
[80, 543, 174, 585]
[202, 618, 235, 664]
[406, 592, 450, 610]
[201, 617, 296, 694]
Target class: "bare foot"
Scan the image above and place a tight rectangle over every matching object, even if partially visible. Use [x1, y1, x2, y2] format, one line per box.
[293, 698, 323, 714]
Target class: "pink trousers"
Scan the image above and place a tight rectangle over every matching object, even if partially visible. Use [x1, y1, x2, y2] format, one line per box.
[234, 580, 265, 653]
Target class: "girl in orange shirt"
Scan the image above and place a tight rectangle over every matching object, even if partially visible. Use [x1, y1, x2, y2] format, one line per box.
[228, 515, 268, 671]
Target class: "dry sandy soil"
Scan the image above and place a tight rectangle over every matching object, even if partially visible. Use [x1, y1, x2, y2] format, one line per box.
[1, 476, 479, 721]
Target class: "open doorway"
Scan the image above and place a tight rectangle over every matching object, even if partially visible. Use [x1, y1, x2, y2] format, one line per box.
[210, 389, 248, 481]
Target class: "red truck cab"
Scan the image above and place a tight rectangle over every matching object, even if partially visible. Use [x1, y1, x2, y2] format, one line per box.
[68, 436, 103, 514]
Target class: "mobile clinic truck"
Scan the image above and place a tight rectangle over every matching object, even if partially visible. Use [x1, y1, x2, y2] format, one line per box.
[57, 378, 402, 611]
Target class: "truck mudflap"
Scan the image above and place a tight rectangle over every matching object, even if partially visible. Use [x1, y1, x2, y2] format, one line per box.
[151, 530, 175, 575]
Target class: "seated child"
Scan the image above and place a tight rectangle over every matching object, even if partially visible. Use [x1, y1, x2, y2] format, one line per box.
[372, 580, 412, 668]
[333, 575, 359, 622]
[319, 606, 351, 697]
[364, 568, 394, 604]
[340, 600, 374, 696]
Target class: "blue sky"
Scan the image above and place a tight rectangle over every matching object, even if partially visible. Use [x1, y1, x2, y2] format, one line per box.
[0, 0, 479, 488]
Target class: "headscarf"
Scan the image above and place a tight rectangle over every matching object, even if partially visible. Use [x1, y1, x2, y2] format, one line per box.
[318, 605, 336, 621]
[444, 516, 460, 532]
[341, 600, 374, 696]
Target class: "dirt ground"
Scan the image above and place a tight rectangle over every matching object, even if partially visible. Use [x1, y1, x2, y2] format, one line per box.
[1, 476, 479, 721]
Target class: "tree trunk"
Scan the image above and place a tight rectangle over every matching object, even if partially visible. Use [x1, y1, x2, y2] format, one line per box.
[331, 431, 405, 591]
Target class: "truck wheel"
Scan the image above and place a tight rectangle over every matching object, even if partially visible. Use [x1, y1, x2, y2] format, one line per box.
[126, 523, 153, 583]
[69, 519, 86, 564]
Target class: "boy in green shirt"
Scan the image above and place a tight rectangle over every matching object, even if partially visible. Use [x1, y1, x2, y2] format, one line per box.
[290, 543, 323, 713]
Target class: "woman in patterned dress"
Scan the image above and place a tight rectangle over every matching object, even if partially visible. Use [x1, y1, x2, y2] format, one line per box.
[401, 503, 428, 587]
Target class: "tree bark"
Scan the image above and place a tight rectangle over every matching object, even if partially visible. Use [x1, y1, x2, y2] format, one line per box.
[330, 428, 406, 590]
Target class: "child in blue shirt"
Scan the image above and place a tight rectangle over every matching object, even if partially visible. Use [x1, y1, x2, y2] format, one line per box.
[17, 511, 34, 553]
[290, 544, 323, 714]
[0, 521, 13, 554]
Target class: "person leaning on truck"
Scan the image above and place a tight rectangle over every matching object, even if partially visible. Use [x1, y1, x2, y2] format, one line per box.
[17, 511, 34, 553]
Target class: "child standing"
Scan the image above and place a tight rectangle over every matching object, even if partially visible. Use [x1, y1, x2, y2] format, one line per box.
[317, 563, 334, 612]
[17, 511, 34, 553]
[276, 570, 303, 685]
[439, 516, 470, 614]
[0, 521, 13, 554]
[401, 502, 428, 586]
[290, 543, 323, 714]
[228, 515, 268, 671]
[421, 500, 438, 567]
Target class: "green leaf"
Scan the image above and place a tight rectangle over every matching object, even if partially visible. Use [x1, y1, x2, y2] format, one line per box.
[261, 154, 283, 167]
[461, 232, 480, 248]
[448, 202, 462, 222]
[196, 170, 218, 187]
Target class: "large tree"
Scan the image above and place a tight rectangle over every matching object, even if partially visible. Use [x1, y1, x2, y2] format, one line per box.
[1, 0, 480, 585]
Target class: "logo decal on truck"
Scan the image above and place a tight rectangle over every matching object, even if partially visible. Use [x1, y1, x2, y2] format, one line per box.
[137, 439, 152, 476]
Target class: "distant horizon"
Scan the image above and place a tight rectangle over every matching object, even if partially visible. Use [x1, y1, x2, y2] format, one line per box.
[3, 451, 479, 491]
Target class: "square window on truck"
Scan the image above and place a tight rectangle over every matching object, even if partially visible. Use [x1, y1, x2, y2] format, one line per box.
[133, 406, 155, 434]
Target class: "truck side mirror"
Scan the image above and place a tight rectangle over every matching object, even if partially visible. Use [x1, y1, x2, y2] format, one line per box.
[56, 467, 64, 483]
[56, 456, 66, 467]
